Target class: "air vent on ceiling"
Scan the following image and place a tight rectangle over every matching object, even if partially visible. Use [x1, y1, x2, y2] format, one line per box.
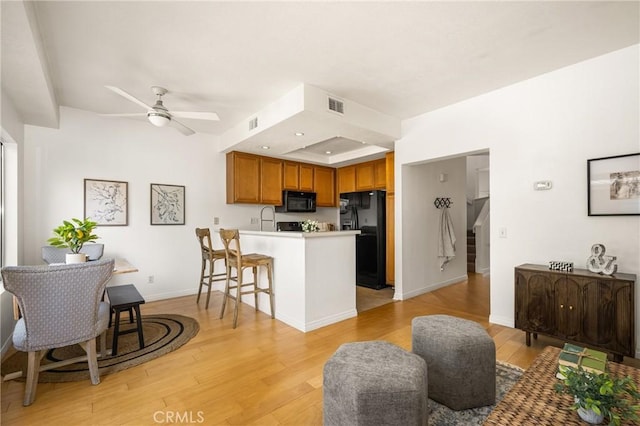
[328, 97, 344, 114]
[249, 116, 258, 130]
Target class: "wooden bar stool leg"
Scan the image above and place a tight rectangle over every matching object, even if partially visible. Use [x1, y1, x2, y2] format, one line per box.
[205, 259, 213, 309]
[196, 258, 205, 304]
[253, 266, 259, 311]
[220, 264, 231, 319]
[232, 267, 242, 329]
[267, 260, 275, 319]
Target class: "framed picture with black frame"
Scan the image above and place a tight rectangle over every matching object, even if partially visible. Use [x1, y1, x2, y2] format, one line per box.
[150, 183, 185, 225]
[587, 153, 640, 216]
[84, 178, 128, 226]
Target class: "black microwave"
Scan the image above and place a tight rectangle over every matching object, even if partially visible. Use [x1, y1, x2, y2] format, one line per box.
[275, 190, 317, 213]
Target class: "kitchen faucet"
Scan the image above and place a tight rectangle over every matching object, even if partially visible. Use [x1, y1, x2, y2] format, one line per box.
[260, 205, 276, 231]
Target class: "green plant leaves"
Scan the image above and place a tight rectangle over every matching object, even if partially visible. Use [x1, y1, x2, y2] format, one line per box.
[48, 217, 99, 253]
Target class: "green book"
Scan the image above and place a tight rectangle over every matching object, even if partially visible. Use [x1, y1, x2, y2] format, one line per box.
[557, 343, 607, 374]
[581, 348, 607, 374]
[558, 343, 583, 368]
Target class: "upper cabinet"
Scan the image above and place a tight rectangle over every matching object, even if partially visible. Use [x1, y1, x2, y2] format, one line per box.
[386, 152, 395, 194]
[226, 152, 282, 205]
[338, 158, 387, 193]
[227, 151, 336, 207]
[227, 151, 261, 204]
[283, 161, 300, 190]
[284, 161, 315, 192]
[314, 166, 336, 207]
[337, 166, 356, 194]
[356, 162, 375, 190]
[374, 159, 386, 189]
[260, 157, 283, 205]
[300, 164, 315, 192]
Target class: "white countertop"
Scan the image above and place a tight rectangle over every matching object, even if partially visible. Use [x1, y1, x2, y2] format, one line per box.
[236, 230, 361, 238]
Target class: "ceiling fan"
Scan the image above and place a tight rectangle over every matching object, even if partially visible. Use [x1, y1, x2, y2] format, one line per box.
[102, 85, 219, 136]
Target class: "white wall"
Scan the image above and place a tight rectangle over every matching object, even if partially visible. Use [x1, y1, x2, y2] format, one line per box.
[399, 156, 467, 299]
[396, 45, 640, 352]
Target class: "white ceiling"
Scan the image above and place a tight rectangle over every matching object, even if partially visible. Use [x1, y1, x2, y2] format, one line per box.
[2, 1, 639, 165]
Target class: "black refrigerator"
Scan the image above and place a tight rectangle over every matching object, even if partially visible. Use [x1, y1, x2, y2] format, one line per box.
[340, 190, 387, 290]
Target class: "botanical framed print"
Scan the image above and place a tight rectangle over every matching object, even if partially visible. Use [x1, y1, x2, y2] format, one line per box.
[588, 153, 640, 216]
[84, 179, 128, 226]
[150, 183, 185, 225]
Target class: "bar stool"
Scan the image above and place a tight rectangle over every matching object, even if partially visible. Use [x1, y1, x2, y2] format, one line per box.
[195, 228, 227, 309]
[218, 228, 275, 328]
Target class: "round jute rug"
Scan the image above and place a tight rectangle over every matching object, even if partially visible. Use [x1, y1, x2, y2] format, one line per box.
[1, 314, 199, 383]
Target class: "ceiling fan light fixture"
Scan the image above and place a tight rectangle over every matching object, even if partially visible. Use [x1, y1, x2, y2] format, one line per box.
[148, 111, 171, 127]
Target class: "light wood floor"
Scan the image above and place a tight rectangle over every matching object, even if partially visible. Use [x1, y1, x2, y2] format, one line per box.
[2, 274, 637, 425]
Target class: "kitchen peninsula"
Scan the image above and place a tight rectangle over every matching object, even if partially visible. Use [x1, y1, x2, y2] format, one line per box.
[216, 229, 360, 332]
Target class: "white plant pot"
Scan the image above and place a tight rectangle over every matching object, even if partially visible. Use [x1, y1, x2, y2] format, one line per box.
[575, 398, 605, 425]
[66, 253, 87, 264]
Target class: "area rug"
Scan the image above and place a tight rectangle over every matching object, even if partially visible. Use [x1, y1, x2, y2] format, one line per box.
[428, 361, 524, 425]
[1, 314, 199, 383]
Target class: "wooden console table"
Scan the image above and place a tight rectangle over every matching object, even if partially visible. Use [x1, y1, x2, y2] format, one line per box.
[514, 264, 636, 361]
[485, 346, 640, 425]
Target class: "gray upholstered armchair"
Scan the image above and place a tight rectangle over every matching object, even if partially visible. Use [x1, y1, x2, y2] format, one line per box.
[1, 259, 114, 406]
[41, 243, 105, 264]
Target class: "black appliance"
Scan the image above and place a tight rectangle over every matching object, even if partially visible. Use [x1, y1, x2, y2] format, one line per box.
[275, 190, 317, 213]
[341, 190, 387, 290]
[276, 221, 302, 232]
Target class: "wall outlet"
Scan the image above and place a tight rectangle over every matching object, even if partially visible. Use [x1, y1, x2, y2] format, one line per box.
[213, 217, 219, 225]
[250, 217, 259, 224]
[148, 275, 154, 284]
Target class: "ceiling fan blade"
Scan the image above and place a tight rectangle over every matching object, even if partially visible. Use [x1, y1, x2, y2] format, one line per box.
[170, 111, 220, 121]
[105, 85, 154, 111]
[99, 113, 147, 117]
[169, 118, 195, 136]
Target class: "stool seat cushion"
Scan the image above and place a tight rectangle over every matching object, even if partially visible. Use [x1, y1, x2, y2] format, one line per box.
[412, 315, 495, 411]
[323, 341, 428, 426]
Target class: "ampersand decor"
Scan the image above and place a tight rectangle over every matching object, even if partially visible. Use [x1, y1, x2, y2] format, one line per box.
[586, 243, 618, 275]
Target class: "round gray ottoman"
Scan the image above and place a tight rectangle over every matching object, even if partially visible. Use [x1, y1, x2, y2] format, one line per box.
[411, 315, 495, 411]
[323, 341, 428, 426]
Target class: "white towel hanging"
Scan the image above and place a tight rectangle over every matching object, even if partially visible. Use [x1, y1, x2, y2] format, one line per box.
[437, 207, 456, 270]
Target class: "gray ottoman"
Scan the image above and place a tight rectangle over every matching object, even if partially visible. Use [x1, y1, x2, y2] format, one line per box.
[411, 315, 495, 410]
[323, 341, 428, 426]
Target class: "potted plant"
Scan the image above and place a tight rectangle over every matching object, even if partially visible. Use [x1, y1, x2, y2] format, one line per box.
[555, 365, 640, 425]
[47, 218, 99, 263]
[301, 219, 319, 233]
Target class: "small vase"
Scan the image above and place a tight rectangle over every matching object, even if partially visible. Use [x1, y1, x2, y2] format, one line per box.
[66, 253, 87, 264]
[575, 398, 605, 425]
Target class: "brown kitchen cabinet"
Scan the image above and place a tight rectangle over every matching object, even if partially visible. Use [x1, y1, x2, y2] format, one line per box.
[355, 162, 375, 191]
[385, 192, 395, 285]
[260, 157, 283, 205]
[374, 159, 386, 189]
[283, 161, 300, 190]
[338, 165, 356, 194]
[385, 152, 395, 285]
[514, 264, 635, 360]
[300, 164, 314, 192]
[314, 166, 336, 207]
[283, 161, 314, 192]
[226, 151, 282, 205]
[226, 151, 261, 204]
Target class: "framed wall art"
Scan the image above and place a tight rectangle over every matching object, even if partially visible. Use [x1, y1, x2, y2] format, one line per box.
[587, 153, 640, 216]
[84, 179, 128, 226]
[150, 183, 185, 225]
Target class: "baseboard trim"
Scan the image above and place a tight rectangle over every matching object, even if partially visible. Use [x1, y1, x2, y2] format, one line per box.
[397, 274, 468, 300]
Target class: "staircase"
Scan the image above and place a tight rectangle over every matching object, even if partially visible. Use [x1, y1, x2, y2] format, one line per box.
[467, 230, 476, 273]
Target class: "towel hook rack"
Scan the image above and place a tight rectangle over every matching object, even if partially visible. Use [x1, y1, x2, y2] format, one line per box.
[434, 198, 453, 209]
